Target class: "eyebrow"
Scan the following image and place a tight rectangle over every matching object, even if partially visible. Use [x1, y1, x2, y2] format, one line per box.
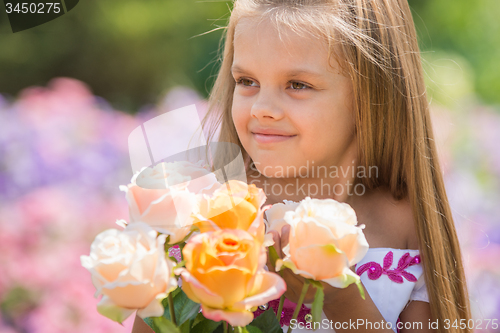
[231, 65, 324, 79]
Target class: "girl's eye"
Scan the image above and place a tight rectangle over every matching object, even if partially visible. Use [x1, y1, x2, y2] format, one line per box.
[235, 78, 258, 87]
[290, 81, 310, 90]
[234, 78, 311, 91]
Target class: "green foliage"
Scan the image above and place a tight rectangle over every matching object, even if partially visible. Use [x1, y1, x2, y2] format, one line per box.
[243, 326, 263, 333]
[161, 288, 200, 325]
[309, 280, 324, 329]
[247, 308, 282, 333]
[0, 0, 231, 111]
[268, 245, 281, 268]
[0, 286, 40, 320]
[150, 316, 181, 333]
[145, 288, 202, 333]
[408, 0, 500, 105]
[190, 313, 222, 333]
[145, 289, 283, 332]
[356, 280, 366, 300]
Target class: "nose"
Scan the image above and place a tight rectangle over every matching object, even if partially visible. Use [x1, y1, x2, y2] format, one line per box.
[250, 88, 285, 120]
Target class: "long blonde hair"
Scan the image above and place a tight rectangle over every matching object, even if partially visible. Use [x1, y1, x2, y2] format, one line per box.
[201, 0, 471, 331]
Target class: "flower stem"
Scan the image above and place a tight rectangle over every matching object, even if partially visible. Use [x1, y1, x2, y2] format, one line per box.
[287, 280, 310, 333]
[224, 321, 228, 333]
[168, 293, 176, 326]
[276, 294, 285, 322]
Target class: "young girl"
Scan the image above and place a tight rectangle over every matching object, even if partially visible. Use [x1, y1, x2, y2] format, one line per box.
[133, 0, 471, 332]
[203, 0, 471, 332]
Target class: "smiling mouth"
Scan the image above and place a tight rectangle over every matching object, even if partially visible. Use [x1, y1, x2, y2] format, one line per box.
[251, 132, 297, 144]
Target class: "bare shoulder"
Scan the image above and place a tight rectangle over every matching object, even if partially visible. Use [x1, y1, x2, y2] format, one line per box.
[353, 186, 419, 250]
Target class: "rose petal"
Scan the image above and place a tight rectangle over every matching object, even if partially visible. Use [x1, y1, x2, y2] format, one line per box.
[138, 193, 177, 227]
[201, 304, 254, 327]
[247, 205, 270, 243]
[176, 268, 225, 308]
[290, 220, 337, 250]
[263, 233, 275, 247]
[198, 266, 253, 307]
[265, 201, 300, 235]
[275, 258, 316, 280]
[95, 261, 128, 283]
[163, 225, 192, 244]
[293, 244, 348, 280]
[333, 229, 369, 265]
[102, 280, 164, 309]
[129, 186, 169, 216]
[96, 295, 136, 324]
[321, 267, 360, 288]
[136, 294, 167, 318]
[232, 271, 286, 311]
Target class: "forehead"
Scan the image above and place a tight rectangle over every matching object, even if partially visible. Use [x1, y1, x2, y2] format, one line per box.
[232, 16, 338, 74]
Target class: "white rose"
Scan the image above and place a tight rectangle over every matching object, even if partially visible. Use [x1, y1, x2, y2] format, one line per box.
[120, 160, 221, 244]
[80, 222, 177, 323]
[264, 199, 301, 235]
[276, 197, 369, 288]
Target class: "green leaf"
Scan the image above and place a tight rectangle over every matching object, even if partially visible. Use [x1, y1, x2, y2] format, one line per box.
[161, 288, 200, 325]
[248, 308, 282, 333]
[311, 284, 325, 329]
[191, 312, 205, 328]
[150, 316, 180, 333]
[268, 246, 280, 266]
[174, 290, 201, 324]
[355, 280, 366, 300]
[179, 318, 192, 333]
[212, 324, 225, 333]
[308, 279, 323, 290]
[244, 326, 263, 333]
[191, 316, 222, 333]
[144, 317, 154, 327]
[162, 287, 181, 309]
[174, 260, 187, 270]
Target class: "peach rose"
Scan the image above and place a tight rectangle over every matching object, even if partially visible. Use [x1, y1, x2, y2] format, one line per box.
[192, 180, 268, 242]
[276, 197, 369, 288]
[80, 222, 177, 323]
[175, 229, 286, 327]
[120, 160, 221, 244]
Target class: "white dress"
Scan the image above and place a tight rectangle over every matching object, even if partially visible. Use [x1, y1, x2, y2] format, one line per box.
[281, 248, 429, 333]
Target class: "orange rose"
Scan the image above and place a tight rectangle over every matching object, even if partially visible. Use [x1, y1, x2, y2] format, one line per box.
[192, 180, 268, 242]
[175, 229, 286, 327]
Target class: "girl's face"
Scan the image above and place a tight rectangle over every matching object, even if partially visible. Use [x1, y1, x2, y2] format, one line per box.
[231, 17, 357, 178]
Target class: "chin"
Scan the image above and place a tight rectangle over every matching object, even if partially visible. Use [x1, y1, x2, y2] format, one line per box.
[250, 158, 291, 178]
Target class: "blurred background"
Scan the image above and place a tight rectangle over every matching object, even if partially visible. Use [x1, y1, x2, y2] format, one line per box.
[0, 0, 499, 332]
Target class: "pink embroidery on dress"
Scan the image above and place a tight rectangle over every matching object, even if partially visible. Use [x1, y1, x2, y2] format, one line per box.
[354, 251, 421, 283]
[168, 245, 182, 262]
[253, 298, 311, 327]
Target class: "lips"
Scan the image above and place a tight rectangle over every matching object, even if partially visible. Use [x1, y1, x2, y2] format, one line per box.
[251, 127, 295, 136]
[251, 127, 296, 144]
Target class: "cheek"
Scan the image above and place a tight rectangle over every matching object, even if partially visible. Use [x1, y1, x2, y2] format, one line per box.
[231, 97, 248, 137]
[292, 101, 355, 160]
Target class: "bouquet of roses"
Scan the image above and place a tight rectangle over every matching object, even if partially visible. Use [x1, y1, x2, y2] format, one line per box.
[80, 161, 368, 333]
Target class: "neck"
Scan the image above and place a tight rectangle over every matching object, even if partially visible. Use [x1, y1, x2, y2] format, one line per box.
[247, 157, 365, 207]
